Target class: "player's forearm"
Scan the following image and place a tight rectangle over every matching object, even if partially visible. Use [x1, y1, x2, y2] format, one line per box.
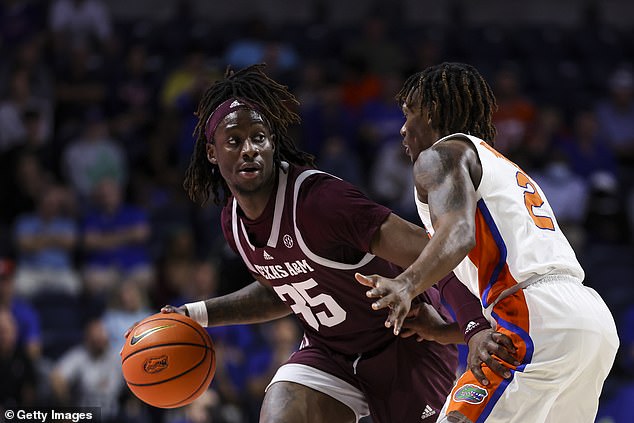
[201, 281, 290, 326]
[438, 274, 491, 344]
[428, 321, 464, 344]
[400, 216, 474, 298]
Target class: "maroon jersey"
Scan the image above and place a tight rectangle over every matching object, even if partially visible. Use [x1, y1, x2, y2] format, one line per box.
[221, 163, 449, 356]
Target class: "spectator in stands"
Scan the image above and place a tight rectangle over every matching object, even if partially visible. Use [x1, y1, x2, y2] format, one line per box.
[339, 56, 381, 113]
[62, 108, 127, 200]
[0, 66, 52, 151]
[369, 141, 417, 222]
[0, 258, 41, 359]
[342, 13, 406, 77]
[357, 72, 406, 174]
[0, 0, 45, 49]
[0, 108, 57, 227]
[224, 17, 299, 82]
[299, 74, 358, 157]
[50, 317, 124, 422]
[54, 44, 107, 135]
[491, 66, 537, 158]
[160, 44, 213, 110]
[153, 225, 197, 307]
[596, 67, 634, 183]
[48, 0, 113, 53]
[107, 42, 159, 161]
[169, 389, 223, 423]
[531, 152, 590, 251]
[0, 307, 37, 408]
[0, 36, 53, 101]
[102, 281, 151, 351]
[317, 135, 364, 188]
[82, 178, 153, 294]
[169, 259, 218, 306]
[14, 184, 80, 297]
[358, 72, 406, 150]
[557, 108, 618, 184]
[516, 105, 564, 172]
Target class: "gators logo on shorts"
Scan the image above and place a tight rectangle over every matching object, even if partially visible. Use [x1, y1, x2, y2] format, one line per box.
[143, 355, 168, 374]
[454, 384, 488, 404]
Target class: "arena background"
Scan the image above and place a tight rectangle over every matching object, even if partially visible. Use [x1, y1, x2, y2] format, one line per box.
[0, 0, 633, 422]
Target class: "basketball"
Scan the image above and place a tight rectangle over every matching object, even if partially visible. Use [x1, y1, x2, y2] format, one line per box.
[121, 312, 215, 408]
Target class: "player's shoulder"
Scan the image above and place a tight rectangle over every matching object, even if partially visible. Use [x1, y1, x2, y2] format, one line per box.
[432, 134, 477, 155]
[295, 168, 371, 220]
[422, 135, 479, 166]
[295, 167, 351, 198]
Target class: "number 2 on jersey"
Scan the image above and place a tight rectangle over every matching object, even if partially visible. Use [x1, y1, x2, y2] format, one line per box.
[516, 171, 555, 231]
[273, 278, 347, 330]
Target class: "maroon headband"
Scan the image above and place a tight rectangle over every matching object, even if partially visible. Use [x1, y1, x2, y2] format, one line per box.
[204, 98, 261, 142]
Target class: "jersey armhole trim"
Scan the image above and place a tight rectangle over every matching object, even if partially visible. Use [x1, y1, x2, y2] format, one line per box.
[292, 170, 375, 270]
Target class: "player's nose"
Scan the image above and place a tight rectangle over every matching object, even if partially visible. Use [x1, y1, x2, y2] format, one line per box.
[241, 138, 259, 158]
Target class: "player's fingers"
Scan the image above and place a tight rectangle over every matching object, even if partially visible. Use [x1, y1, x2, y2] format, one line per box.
[405, 307, 419, 318]
[161, 305, 177, 313]
[492, 332, 518, 354]
[480, 351, 512, 379]
[470, 362, 489, 386]
[123, 321, 140, 338]
[399, 327, 416, 338]
[392, 307, 408, 336]
[355, 273, 377, 287]
[384, 305, 406, 335]
[371, 295, 394, 311]
[492, 345, 520, 367]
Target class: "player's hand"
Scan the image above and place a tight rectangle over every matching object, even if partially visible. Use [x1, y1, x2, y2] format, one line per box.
[124, 321, 141, 339]
[400, 303, 459, 344]
[161, 304, 188, 315]
[467, 329, 520, 386]
[355, 272, 415, 336]
[123, 305, 188, 339]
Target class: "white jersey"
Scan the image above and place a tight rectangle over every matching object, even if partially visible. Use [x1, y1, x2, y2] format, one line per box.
[415, 133, 584, 307]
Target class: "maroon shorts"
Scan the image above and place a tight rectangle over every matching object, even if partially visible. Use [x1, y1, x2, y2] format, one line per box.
[286, 336, 459, 422]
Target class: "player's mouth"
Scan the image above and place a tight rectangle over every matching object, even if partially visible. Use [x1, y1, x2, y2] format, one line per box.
[402, 142, 411, 157]
[238, 163, 262, 178]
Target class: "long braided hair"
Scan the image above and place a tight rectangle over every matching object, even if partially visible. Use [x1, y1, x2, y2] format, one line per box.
[396, 62, 498, 143]
[184, 64, 315, 206]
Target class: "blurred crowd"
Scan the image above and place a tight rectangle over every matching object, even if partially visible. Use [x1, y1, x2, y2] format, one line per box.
[0, 0, 633, 422]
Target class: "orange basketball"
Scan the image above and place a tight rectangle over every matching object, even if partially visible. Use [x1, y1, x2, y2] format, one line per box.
[121, 312, 215, 408]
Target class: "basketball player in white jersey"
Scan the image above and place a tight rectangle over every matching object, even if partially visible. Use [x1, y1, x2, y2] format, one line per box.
[356, 62, 619, 423]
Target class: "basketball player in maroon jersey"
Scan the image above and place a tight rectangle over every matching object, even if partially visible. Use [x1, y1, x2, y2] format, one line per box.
[158, 65, 515, 423]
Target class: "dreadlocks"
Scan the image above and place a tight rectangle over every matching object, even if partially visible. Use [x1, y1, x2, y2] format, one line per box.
[184, 64, 315, 206]
[397, 62, 498, 143]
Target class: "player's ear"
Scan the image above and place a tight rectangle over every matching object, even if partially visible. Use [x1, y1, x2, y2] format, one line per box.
[270, 133, 276, 151]
[206, 143, 217, 165]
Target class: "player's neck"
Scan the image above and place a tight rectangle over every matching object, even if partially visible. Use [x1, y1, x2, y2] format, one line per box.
[233, 170, 278, 220]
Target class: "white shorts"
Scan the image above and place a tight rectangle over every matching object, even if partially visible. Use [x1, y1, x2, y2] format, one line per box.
[266, 363, 370, 421]
[438, 275, 619, 423]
